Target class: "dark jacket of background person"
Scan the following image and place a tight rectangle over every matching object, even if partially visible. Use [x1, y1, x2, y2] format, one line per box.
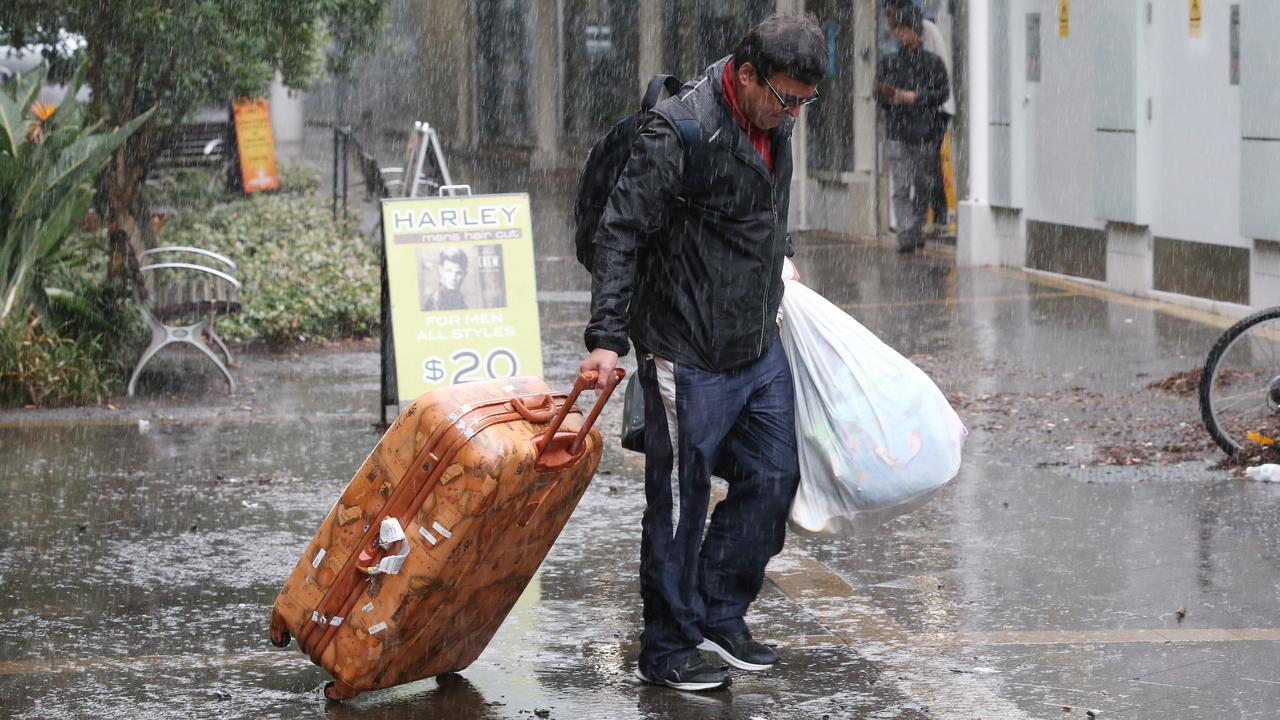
[585, 56, 795, 372]
[876, 48, 950, 143]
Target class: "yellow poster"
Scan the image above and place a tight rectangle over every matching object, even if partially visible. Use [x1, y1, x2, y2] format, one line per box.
[381, 193, 543, 402]
[1059, 0, 1069, 38]
[1190, 0, 1202, 37]
[231, 98, 279, 193]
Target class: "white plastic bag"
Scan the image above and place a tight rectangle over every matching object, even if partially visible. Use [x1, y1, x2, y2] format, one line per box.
[779, 273, 966, 532]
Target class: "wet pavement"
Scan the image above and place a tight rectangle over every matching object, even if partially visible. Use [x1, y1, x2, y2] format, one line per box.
[3, 232, 1280, 719]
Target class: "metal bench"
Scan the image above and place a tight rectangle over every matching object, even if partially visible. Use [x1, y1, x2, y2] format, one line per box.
[128, 246, 242, 396]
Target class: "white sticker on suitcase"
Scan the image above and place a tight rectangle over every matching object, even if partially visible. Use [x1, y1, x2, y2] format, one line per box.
[368, 622, 387, 635]
[431, 521, 453, 539]
[330, 616, 344, 627]
[369, 518, 410, 575]
[419, 526, 438, 545]
[312, 548, 326, 568]
[362, 602, 375, 613]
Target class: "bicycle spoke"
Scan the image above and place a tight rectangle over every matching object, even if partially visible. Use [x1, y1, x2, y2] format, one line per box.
[1212, 387, 1265, 413]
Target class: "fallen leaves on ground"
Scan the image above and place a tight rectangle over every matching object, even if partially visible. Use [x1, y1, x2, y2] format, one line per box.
[1146, 368, 1202, 395]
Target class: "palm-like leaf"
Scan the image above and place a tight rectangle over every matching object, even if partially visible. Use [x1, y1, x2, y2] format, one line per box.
[43, 108, 153, 198]
[0, 63, 46, 157]
[0, 61, 150, 328]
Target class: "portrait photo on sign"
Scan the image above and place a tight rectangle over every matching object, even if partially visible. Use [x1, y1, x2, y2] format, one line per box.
[417, 244, 507, 312]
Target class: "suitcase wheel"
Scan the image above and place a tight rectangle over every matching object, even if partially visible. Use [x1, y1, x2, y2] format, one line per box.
[324, 679, 357, 702]
[269, 629, 290, 648]
[268, 610, 291, 648]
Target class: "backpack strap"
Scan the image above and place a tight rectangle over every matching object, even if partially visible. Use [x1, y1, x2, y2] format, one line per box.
[642, 74, 686, 112]
[659, 99, 708, 194]
[673, 118, 706, 191]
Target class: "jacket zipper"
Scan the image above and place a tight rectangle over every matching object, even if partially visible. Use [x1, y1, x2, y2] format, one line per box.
[760, 179, 778, 358]
[722, 117, 787, 360]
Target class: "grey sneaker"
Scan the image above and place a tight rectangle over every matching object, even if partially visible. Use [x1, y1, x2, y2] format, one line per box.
[697, 628, 778, 671]
[633, 655, 732, 692]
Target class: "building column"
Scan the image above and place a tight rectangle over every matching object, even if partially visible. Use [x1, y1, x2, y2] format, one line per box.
[957, 0, 999, 266]
[269, 73, 305, 148]
[852, 0, 878, 238]
[852, 0, 877, 177]
[417, 1, 475, 149]
[637, 0, 664, 96]
[531, 0, 563, 169]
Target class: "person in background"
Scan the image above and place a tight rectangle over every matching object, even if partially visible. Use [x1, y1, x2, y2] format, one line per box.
[876, 4, 950, 253]
[884, 0, 954, 238]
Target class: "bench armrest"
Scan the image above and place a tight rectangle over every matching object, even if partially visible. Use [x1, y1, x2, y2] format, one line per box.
[142, 246, 237, 270]
[140, 262, 242, 290]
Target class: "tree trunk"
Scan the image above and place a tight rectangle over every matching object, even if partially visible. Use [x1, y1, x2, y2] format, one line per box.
[99, 44, 170, 293]
[104, 152, 144, 290]
[104, 113, 162, 292]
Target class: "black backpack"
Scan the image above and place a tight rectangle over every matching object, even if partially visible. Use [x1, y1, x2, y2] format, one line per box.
[573, 74, 706, 272]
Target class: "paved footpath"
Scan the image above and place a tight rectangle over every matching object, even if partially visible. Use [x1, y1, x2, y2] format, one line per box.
[1, 239, 1277, 719]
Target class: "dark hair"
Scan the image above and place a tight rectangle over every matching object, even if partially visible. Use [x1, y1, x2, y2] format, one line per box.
[895, 5, 924, 35]
[439, 247, 468, 270]
[731, 15, 828, 86]
[883, 0, 914, 11]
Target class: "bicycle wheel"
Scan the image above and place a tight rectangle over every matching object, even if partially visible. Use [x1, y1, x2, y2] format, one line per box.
[1199, 306, 1280, 455]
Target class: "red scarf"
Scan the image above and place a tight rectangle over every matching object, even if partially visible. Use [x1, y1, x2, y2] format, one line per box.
[721, 61, 773, 173]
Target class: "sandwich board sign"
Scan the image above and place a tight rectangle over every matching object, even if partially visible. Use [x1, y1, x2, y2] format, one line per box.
[380, 192, 542, 403]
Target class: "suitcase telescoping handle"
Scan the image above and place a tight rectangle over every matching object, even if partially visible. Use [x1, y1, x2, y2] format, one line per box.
[533, 368, 626, 471]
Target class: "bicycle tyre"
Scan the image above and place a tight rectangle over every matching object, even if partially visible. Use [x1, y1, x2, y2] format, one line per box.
[1199, 305, 1280, 455]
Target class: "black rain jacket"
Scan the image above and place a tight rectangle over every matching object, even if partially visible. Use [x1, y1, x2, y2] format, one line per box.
[876, 47, 950, 143]
[584, 57, 795, 372]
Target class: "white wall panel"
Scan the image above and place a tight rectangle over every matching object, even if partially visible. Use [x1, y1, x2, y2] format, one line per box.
[1150, 0, 1246, 249]
[1092, 0, 1143, 224]
[1024, 0, 1099, 229]
[1240, 0, 1280, 240]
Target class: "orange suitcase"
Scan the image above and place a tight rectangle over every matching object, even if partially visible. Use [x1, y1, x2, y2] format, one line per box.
[268, 370, 622, 701]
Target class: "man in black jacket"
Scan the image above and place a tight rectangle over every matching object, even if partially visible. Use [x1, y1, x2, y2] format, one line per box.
[877, 4, 950, 253]
[579, 16, 826, 692]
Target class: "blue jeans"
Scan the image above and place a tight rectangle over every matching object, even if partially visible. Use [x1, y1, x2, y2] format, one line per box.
[636, 341, 800, 678]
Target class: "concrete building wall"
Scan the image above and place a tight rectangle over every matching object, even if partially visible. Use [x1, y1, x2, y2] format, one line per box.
[961, 0, 1277, 315]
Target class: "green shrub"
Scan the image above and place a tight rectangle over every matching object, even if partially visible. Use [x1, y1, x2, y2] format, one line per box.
[2, 167, 372, 406]
[144, 161, 320, 213]
[159, 191, 378, 344]
[143, 168, 229, 213]
[277, 162, 322, 194]
[43, 236, 147, 377]
[0, 316, 108, 406]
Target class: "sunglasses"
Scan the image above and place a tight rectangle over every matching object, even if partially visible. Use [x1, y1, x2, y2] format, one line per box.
[762, 75, 820, 110]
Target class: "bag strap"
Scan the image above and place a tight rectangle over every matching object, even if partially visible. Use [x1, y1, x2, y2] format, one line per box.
[641, 73, 708, 193]
[642, 74, 685, 112]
